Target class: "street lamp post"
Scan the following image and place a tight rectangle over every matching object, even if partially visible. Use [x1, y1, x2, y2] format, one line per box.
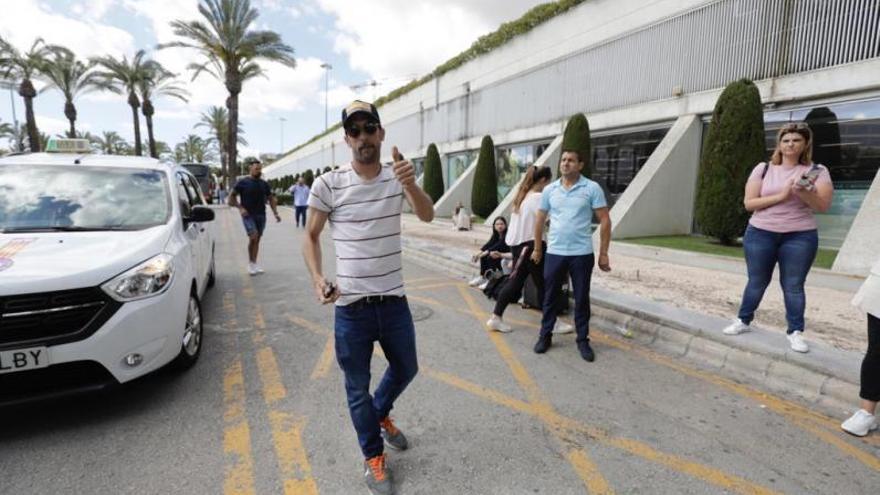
[279, 116, 287, 154]
[320, 63, 332, 131]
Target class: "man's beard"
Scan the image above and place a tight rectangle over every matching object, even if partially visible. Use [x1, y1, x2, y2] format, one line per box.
[356, 145, 378, 163]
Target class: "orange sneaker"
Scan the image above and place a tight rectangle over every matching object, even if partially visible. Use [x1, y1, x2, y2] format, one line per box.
[364, 453, 392, 495]
[379, 416, 409, 450]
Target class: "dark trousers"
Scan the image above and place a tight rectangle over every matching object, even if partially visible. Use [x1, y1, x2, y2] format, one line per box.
[737, 225, 818, 333]
[493, 241, 544, 317]
[334, 297, 419, 458]
[479, 256, 502, 276]
[540, 253, 594, 343]
[860, 313, 880, 402]
[294, 206, 307, 227]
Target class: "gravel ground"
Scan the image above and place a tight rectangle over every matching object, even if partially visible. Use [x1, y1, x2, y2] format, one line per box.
[403, 215, 868, 353]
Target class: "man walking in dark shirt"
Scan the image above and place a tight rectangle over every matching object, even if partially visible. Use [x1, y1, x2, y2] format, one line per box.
[228, 157, 281, 275]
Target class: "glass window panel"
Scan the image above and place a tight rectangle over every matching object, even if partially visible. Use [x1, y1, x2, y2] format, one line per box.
[590, 126, 670, 208]
[495, 142, 548, 201]
[447, 152, 473, 191]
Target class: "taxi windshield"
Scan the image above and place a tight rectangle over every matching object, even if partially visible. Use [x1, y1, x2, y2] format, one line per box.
[0, 165, 171, 232]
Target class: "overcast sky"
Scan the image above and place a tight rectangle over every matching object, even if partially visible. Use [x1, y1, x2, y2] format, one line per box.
[0, 0, 547, 159]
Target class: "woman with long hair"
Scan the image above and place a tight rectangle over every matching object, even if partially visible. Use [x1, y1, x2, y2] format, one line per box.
[722, 122, 834, 353]
[485, 165, 557, 332]
[468, 216, 511, 288]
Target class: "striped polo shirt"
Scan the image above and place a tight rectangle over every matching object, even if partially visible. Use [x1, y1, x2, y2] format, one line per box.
[308, 164, 405, 306]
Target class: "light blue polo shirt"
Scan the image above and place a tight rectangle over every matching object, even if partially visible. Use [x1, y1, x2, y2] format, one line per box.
[539, 176, 607, 256]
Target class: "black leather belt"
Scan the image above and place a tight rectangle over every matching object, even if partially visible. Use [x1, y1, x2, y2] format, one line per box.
[351, 295, 405, 307]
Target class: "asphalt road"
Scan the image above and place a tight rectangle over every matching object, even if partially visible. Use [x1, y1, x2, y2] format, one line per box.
[1, 207, 878, 495]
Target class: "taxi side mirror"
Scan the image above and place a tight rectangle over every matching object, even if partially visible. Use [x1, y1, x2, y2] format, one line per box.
[186, 205, 215, 223]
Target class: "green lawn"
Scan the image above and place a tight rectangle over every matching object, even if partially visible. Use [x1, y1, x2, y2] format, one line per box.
[619, 235, 838, 269]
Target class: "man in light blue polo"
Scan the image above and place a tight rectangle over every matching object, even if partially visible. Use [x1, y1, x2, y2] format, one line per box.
[530, 149, 612, 361]
[289, 177, 310, 228]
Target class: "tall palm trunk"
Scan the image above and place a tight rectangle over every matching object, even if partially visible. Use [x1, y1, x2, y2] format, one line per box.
[226, 74, 242, 185]
[127, 90, 143, 156]
[64, 100, 77, 138]
[142, 99, 157, 158]
[20, 79, 40, 152]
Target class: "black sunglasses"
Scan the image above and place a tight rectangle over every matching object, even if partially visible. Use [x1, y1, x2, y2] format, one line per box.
[345, 121, 380, 138]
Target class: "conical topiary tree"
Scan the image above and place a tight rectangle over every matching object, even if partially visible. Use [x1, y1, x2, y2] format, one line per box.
[561, 113, 592, 178]
[471, 135, 498, 217]
[422, 143, 444, 203]
[695, 78, 765, 245]
[302, 168, 314, 187]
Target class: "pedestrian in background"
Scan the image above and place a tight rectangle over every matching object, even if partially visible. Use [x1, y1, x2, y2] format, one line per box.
[531, 150, 611, 362]
[723, 123, 834, 353]
[228, 157, 281, 275]
[468, 216, 510, 289]
[841, 257, 880, 436]
[302, 100, 434, 495]
[289, 177, 310, 228]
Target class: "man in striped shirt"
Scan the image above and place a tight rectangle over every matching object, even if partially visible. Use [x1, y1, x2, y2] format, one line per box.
[302, 100, 434, 495]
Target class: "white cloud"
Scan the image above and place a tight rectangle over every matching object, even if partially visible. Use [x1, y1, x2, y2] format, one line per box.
[317, 0, 546, 81]
[0, 1, 134, 59]
[35, 115, 75, 136]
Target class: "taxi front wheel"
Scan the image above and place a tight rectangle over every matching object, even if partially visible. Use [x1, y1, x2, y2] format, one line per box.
[171, 290, 203, 370]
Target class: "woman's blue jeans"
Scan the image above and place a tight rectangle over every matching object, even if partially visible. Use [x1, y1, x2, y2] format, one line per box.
[737, 225, 818, 333]
[334, 297, 418, 458]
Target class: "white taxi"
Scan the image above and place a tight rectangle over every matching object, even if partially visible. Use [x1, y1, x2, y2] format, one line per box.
[0, 139, 216, 405]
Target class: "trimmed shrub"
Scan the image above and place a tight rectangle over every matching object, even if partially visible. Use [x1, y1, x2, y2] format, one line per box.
[561, 113, 592, 178]
[471, 135, 499, 217]
[422, 143, 444, 203]
[302, 169, 315, 188]
[695, 78, 765, 245]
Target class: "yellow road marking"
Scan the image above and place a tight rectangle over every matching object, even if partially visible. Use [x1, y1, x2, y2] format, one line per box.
[410, 292, 880, 468]
[408, 281, 468, 291]
[457, 286, 613, 494]
[310, 336, 336, 380]
[404, 276, 446, 285]
[223, 359, 256, 495]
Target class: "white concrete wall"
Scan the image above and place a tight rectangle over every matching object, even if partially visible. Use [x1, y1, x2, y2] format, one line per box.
[483, 135, 563, 226]
[600, 115, 703, 240]
[833, 172, 880, 276]
[433, 156, 478, 218]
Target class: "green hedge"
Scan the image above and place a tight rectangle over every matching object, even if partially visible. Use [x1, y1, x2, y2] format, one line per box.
[695, 79, 765, 245]
[422, 143, 444, 203]
[471, 135, 499, 217]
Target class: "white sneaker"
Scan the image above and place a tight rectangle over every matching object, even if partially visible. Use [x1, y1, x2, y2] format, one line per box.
[255, 264, 265, 274]
[786, 331, 809, 353]
[469, 276, 486, 287]
[722, 318, 750, 335]
[553, 321, 574, 334]
[841, 409, 879, 437]
[248, 263, 258, 276]
[477, 280, 489, 290]
[485, 315, 512, 333]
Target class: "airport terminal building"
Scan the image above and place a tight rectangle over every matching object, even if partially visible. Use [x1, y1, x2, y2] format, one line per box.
[265, 0, 880, 275]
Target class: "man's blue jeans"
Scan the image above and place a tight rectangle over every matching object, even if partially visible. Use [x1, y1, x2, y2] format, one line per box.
[737, 225, 818, 333]
[334, 296, 418, 458]
[540, 253, 595, 343]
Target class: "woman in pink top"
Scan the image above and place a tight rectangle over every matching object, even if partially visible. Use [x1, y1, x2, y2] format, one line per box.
[723, 123, 834, 353]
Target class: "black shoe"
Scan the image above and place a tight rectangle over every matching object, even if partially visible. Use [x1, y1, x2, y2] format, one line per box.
[578, 341, 595, 362]
[533, 334, 552, 354]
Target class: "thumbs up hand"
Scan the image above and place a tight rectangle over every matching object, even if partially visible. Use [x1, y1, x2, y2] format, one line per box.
[391, 146, 416, 188]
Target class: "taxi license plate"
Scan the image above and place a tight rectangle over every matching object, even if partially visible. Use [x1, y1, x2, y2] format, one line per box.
[0, 347, 49, 374]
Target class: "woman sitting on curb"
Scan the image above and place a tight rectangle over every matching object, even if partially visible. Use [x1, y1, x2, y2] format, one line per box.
[722, 122, 833, 353]
[841, 257, 880, 436]
[469, 216, 511, 289]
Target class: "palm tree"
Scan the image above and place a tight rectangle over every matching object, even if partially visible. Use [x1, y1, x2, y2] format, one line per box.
[175, 134, 215, 163]
[39, 46, 112, 138]
[194, 105, 246, 182]
[95, 130, 126, 155]
[138, 64, 189, 158]
[0, 37, 51, 151]
[92, 50, 159, 156]
[163, 0, 296, 183]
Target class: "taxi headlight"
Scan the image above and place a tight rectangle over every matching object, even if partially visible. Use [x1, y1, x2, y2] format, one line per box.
[101, 254, 174, 301]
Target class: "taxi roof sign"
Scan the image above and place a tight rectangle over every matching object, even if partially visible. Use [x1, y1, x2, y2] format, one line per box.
[45, 138, 92, 153]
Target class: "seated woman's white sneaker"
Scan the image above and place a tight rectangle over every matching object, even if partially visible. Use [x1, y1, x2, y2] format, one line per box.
[722, 318, 750, 335]
[485, 316, 512, 333]
[469, 276, 486, 287]
[841, 409, 878, 437]
[786, 331, 809, 353]
[552, 321, 574, 334]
